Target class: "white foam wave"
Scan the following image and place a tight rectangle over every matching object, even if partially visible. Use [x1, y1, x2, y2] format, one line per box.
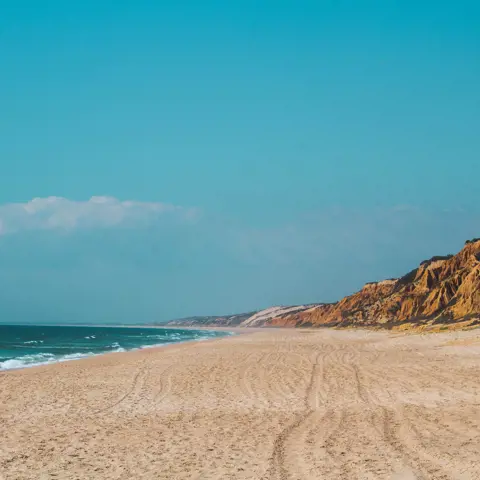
[0, 330, 233, 371]
[59, 353, 94, 361]
[110, 343, 125, 352]
[140, 343, 172, 349]
[0, 353, 55, 370]
[0, 352, 94, 371]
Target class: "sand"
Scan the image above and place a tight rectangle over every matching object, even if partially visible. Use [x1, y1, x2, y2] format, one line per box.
[1, 327, 480, 479]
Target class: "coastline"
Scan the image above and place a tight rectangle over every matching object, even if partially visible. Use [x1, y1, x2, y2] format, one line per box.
[1, 328, 479, 478]
[0, 325, 237, 373]
[0, 330, 237, 377]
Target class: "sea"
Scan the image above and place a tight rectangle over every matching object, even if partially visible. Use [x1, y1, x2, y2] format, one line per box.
[0, 324, 231, 371]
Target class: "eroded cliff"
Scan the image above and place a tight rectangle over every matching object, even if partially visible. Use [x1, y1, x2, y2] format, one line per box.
[270, 239, 480, 328]
[166, 239, 480, 329]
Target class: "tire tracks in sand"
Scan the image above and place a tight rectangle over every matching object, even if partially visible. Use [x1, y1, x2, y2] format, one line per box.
[266, 345, 328, 480]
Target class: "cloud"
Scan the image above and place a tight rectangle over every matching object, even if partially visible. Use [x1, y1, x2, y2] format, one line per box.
[0, 196, 198, 235]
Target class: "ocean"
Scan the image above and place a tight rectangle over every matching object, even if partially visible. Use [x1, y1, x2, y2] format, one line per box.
[0, 324, 230, 371]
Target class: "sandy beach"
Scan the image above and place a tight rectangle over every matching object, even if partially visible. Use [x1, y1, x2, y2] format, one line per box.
[1, 328, 480, 479]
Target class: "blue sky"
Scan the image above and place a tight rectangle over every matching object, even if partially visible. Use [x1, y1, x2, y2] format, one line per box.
[0, 1, 479, 322]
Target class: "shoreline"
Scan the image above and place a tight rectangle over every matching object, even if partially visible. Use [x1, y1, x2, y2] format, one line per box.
[2, 321, 477, 374]
[0, 334, 233, 376]
[0, 325, 239, 373]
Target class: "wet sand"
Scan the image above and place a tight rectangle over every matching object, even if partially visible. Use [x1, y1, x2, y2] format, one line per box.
[1, 328, 480, 479]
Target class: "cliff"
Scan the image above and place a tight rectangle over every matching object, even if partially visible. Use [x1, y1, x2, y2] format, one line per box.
[271, 239, 480, 328]
[166, 239, 480, 329]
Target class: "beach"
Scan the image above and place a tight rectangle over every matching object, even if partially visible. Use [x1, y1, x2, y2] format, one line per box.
[1, 328, 480, 479]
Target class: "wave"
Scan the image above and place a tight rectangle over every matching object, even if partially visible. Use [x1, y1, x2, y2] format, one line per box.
[110, 342, 126, 352]
[0, 328, 234, 371]
[0, 352, 94, 371]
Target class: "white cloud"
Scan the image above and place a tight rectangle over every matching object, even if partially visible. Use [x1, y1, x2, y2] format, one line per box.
[0, 196, 198, 235]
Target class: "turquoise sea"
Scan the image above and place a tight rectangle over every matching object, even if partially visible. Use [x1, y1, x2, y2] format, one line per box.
[0, 324, 230, 371]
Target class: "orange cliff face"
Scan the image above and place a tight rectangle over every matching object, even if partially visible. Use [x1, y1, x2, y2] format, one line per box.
[268, 239, 480, 328]
[167, 239, 480, 329]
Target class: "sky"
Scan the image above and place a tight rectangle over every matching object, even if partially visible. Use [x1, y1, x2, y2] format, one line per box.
[0, 1, 479, 323]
